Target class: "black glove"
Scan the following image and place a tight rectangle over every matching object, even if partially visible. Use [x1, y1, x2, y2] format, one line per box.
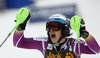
[80, 19, 89, 39]
[15, 13, 30, 31]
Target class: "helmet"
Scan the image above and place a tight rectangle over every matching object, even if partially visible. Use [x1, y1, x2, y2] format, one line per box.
[48, 14, 68, 24]
[46, 14, 71, 43]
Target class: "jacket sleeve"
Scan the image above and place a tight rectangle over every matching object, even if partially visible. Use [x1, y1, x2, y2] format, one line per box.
[83, 34, 100, 53]
[72, 34, 100, 55]
[13, 29, 47, 53]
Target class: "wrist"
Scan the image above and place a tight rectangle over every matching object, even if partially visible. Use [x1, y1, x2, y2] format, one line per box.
[81, 30, 89, 39]
[17, 22, 27, 31]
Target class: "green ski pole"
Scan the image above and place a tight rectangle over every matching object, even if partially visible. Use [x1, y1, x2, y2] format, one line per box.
[70, 15, 81, 58]
[0, 8, 30, 47]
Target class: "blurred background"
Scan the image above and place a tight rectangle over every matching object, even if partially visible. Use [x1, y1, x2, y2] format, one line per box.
[0, 0, 100, 58]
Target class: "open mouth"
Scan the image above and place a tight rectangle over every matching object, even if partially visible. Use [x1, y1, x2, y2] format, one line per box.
[51, 34, 56, 38]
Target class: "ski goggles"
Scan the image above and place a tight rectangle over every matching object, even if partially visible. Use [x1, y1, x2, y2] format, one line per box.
[46, 21, 63, 31]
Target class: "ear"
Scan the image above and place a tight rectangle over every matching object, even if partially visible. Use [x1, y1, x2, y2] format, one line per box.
[61, 27, 70, 37]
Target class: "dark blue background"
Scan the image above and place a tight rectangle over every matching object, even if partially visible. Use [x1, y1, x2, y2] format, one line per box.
[30, 5, 76, 23]
[5, 0, 33, 8]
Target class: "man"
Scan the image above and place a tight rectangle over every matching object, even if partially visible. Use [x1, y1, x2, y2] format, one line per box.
[13, 14, 100, 58]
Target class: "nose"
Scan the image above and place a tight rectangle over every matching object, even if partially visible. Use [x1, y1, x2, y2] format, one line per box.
[50, 29, 54, 32]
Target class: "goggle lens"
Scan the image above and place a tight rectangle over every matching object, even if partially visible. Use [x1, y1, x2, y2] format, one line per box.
[46, 22, 62, 31]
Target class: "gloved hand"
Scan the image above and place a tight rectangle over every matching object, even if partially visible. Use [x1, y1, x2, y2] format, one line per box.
[15, 13, 30, 31]
[80, 19, 89, 39]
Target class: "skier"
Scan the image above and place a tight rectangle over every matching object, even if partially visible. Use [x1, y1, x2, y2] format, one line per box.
[13, 14, 100, 58]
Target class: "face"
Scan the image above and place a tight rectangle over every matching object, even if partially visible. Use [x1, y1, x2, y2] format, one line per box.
[49, 29, 62, 43]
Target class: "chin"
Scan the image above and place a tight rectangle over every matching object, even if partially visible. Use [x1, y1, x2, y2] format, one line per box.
[51, 38, 57, 43]
[52, 41, 57, 43]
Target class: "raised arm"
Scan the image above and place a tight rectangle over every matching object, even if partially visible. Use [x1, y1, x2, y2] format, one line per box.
[13, 29, 47, 53]
[72, 19, 100, 55]
[13, 9, 47, 54]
